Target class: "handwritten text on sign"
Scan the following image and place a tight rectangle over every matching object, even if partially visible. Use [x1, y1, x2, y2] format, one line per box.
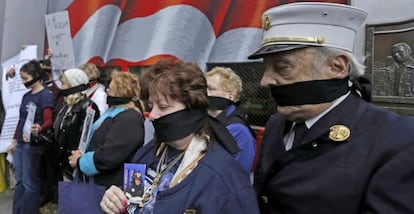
[45, 11, 76, 70]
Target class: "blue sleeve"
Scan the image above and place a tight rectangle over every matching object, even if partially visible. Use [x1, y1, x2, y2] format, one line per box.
[42, 90, 54, 109]
[226, 123, 256, 174]
[79, 151, 100, 176]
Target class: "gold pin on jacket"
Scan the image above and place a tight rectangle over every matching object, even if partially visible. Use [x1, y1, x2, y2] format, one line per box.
[329, 125, 350, 142]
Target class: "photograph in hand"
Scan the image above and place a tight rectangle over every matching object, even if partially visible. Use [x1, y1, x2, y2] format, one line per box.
[124, 163, 146, 207]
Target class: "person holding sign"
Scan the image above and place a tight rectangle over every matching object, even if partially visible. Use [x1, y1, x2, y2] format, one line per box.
[68, 72, 145, 188]
[7, 60, 54, 214]
[53, 68, 100, 181]
[100, 59, 258, 214]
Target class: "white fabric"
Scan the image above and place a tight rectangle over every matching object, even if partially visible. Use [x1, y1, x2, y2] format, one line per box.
[88, 83, 108, 115]
[171, 136, 207, 185]
[260, 3, 367, 53]
[64, 68, 89, 87]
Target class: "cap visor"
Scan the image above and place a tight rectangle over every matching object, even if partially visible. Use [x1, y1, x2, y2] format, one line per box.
[248, 44, 309, 59]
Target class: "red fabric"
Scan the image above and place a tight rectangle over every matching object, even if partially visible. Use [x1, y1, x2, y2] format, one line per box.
[88, 81, 98, 99]
[40, 107, 53, 132]
[13, 127, 18, 140]
[252, 126, 265, 172]
[88, 80, 98, 88]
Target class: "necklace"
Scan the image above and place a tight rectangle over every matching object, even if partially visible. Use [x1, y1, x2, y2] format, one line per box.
[142, 144, 185, 205]
[169, 152, 205, 188]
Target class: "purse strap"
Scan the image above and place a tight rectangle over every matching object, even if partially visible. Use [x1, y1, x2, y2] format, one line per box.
[73, 169, 95, 184]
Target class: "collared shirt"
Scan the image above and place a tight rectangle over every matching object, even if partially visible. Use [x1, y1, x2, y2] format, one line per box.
[284, 91, 350, 150]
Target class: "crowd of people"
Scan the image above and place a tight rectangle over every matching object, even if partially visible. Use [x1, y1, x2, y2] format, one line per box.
[3, 2, 414, 214]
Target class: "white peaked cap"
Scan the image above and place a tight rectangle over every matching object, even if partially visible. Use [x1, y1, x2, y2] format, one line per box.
[248, 2, 368, 59]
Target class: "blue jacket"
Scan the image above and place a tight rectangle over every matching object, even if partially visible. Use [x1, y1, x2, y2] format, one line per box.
[132, 141, 260, 214]
[216, 104, 256, 174]
[255, 92, 414, 213]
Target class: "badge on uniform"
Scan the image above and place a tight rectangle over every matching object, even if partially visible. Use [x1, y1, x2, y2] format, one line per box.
[328, 125, 350, 142]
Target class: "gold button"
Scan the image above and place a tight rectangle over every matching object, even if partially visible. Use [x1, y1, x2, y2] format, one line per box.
[261, 195, 268, 204]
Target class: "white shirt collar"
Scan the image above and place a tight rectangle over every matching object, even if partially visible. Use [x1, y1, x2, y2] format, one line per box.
[304, 91, 350, 129]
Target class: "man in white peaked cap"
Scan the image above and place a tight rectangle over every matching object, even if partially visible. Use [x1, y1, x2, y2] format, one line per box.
[250, 2, 414, 213]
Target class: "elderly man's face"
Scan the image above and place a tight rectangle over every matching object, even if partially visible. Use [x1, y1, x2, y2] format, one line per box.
[261, 48, 339, 121]
[392, 45, 410, 64]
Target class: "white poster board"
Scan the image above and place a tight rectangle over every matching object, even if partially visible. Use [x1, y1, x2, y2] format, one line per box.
[0, 45, 37, 153]
[22, 102, 36, 140]
[78, 108, 96, 153]
[45, 11, 76, 70]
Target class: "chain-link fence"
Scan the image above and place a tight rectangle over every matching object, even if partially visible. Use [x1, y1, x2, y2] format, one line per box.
[207, 62, 276, 127]
[99, 62, 276, 127]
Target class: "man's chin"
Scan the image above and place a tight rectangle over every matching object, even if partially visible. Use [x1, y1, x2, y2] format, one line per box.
[277, 105, 298, 117]
[277, 105, 308, 122]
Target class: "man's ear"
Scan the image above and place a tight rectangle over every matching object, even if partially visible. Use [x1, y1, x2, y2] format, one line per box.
[329, 55, 349, 78]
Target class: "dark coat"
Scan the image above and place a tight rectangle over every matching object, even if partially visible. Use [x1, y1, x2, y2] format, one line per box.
[89, 109, 145, 188]
[132, 141, 260, 214]
[254, 92, 414, 213]
[53, 98, 100, 179]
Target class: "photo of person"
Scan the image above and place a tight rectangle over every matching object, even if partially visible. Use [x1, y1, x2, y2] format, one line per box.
[125, 171, 144, 199]
[123, 163, 146, 207]
[125, 171, 144, 206]
[6, 66, 16, 80]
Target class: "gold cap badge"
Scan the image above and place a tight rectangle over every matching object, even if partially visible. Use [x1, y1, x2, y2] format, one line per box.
[262, 15, 271, 31]
[329, 125, 350, 142]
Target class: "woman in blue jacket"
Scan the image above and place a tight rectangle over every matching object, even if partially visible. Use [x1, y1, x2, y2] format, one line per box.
[100, 59, 259, 214]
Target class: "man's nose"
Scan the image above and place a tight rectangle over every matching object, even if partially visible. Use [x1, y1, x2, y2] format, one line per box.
[260, 71, 276, 87]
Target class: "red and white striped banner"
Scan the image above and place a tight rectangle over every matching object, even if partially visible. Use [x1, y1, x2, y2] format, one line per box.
[47, 0, 347, 69]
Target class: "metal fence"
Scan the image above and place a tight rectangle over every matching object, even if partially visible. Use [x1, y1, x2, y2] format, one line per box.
[100, 62, 276, 127]
[207, 62, 276, 127]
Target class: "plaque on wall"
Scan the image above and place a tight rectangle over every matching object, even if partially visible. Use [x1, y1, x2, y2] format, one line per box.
[365, 18, 414, 116]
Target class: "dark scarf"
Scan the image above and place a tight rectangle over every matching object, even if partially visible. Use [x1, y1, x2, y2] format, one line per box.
[208, 96, 234, 111]
[60, 84, 88, 96]
[152, 108, 240, 154]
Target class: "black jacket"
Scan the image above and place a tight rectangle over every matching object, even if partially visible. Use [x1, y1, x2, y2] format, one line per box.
[88, 109, 145, 188]
[54, 97, 100, 179]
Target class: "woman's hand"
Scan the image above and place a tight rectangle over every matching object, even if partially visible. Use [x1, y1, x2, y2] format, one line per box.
[30, 123, 42, 135]
[68, 150, 82, 168]
[22, 134, 30, 143]
[7, 139, 17, 154]
[100, 185, 129, 214]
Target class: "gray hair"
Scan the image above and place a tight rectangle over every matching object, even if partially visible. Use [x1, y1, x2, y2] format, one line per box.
[313, 47, 365, 78]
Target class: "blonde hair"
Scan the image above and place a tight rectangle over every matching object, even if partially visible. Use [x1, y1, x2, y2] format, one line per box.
[65, 93, 84, 106]
[80, 63, 100, 80]
[110, 72, 143, 113]
[205, 67, 243, 101]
